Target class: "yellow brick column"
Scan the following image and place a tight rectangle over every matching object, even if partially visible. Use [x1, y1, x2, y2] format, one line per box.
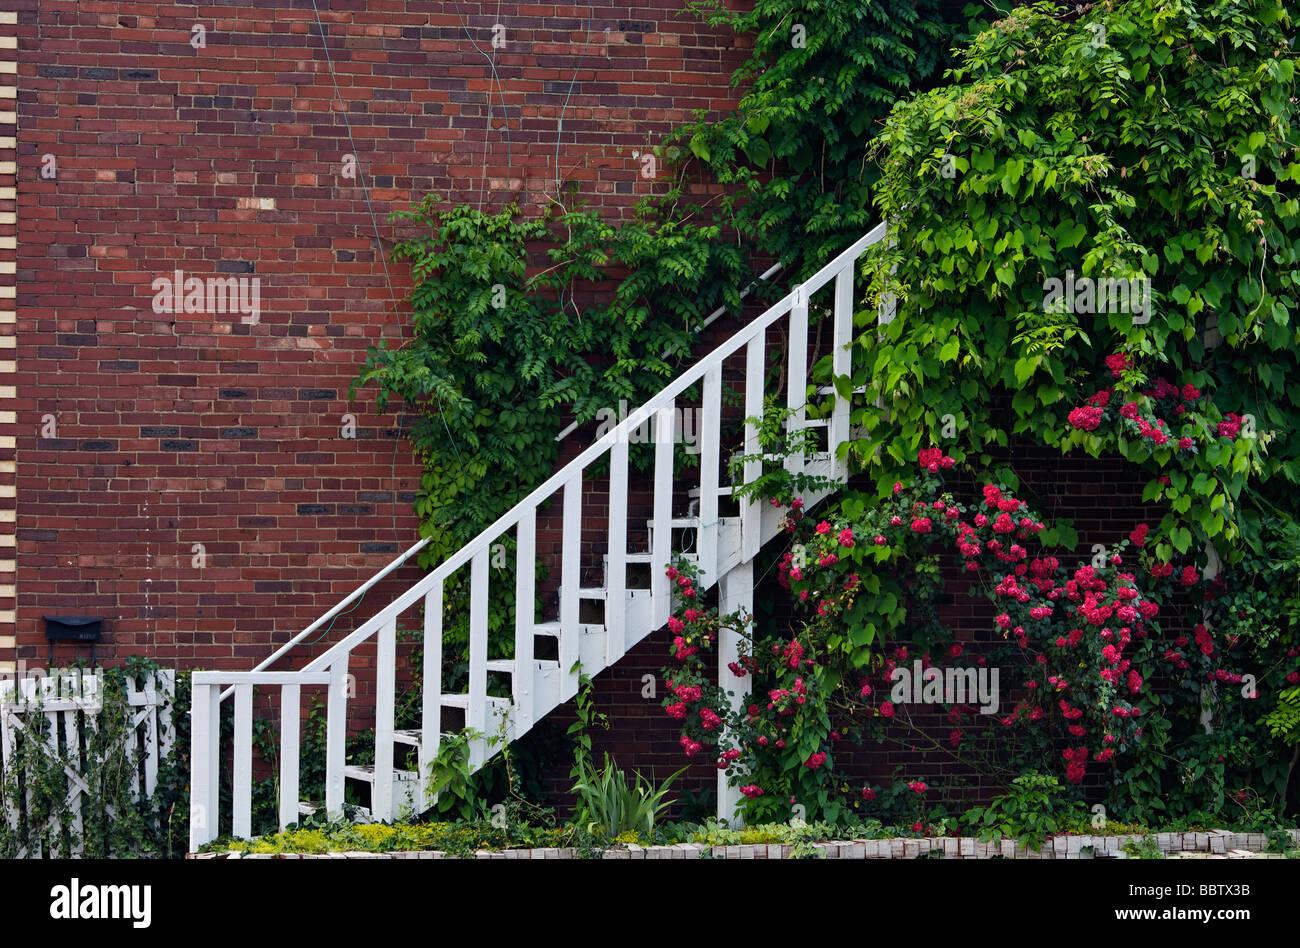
[0, 9, 15, 675]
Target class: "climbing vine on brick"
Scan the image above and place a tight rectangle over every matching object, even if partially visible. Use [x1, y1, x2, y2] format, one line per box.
[854, 0, 1300, 567]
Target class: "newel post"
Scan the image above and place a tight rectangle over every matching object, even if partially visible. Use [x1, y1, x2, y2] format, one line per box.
[717, 560, 753, 826]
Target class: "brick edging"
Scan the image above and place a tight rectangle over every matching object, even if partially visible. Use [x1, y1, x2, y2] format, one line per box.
[0, 7, 15, 676]
[188, 828, 1300, 859]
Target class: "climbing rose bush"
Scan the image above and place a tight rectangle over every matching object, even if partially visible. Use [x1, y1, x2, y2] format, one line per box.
[658, 560, 749, 761]
[657, 448, 1253, 822]
[1064, 352, 1253, 463]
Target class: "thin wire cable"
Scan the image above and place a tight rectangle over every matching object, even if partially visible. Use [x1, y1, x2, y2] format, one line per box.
[308, 0, 465, 555]
[554, 6, 594, 201]
[302, 584, 373, 648]
[449, 0, 514, 210]
[553, 5, 595, 320]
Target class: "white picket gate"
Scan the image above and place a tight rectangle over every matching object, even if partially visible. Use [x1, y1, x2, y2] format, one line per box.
[0, 669, 176, 857]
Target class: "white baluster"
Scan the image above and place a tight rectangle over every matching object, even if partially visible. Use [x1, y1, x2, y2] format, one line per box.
[607, 437, 628, 661]
[560, 476, 581, 699]
[373, 617, 396, 820]
[420, 582, 443, 810]
[787, 283, 808, 479]
[325, 655, 349, 819]
[515, 508, 537, 732]
[468, 549, 489, 767]
[699, 365, 722, 584]
[743, 333, 764, 562]
[232, 682, 253, 839]
[279, 683, 300, 832]
[652, 401, 675, 628]
[188, 677, 219, 850]
[831, 264, 853, 482]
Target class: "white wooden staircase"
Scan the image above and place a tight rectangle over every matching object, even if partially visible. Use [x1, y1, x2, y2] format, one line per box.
[188, 222, 889, 850]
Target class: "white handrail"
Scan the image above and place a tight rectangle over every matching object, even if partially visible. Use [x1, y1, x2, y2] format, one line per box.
[223, 261, 786, 682]
[299, 221, 886, 673]
[553, 260, 786, 443]
[259, 231, 878, 681]
[415, 223, 879, 582]
[217, 534, 431, 701]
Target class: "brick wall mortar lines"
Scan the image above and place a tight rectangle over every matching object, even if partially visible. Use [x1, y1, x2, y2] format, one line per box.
[13, 2, 748, 669]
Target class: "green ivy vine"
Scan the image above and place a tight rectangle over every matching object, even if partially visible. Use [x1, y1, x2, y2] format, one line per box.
[855, 0, 1300, 567]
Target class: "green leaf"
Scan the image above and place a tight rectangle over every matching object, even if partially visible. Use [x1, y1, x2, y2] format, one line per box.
[743, 136, 772, 166]
[1014, 356, 1041, 385]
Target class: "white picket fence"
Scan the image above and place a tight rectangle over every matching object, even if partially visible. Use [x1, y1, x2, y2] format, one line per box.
[0, 669, 175, 857]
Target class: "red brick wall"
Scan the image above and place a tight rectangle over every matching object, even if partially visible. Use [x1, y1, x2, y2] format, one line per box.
[10, 1, 750, 671]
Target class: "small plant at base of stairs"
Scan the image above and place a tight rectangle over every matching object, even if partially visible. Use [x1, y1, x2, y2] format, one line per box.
[565, 669, 609, 783]
[1119, 836, 1164, 860]
[423, 728, 489, 821]
[570, 752, 686, 841]
[962, 773, 1085, 854]
[563, 670, 684, 841]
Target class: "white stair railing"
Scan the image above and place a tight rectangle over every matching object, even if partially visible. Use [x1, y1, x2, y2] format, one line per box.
[188, 221, 888, 850]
